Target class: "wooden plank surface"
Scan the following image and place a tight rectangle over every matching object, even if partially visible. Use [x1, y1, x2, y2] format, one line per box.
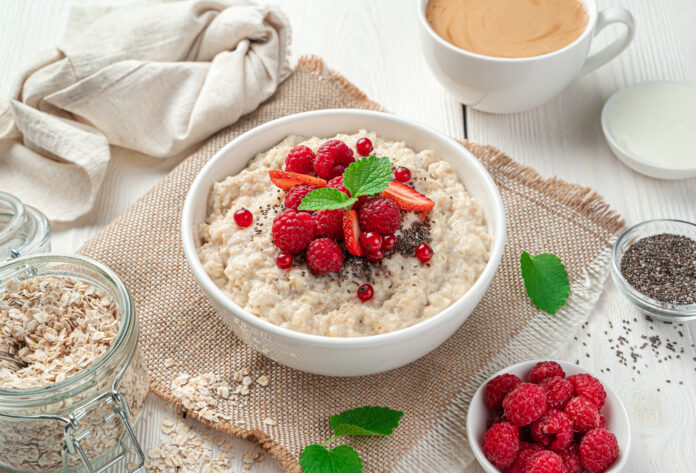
[1, 0, 694, 472]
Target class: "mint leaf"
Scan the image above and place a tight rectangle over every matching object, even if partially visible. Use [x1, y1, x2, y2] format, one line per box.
[298, 188, 357, 211]
[520, 252, 570, 315]
[330, 406, 404, 437]
[343, 156, 392, 197]
[300, 445, 362, 473]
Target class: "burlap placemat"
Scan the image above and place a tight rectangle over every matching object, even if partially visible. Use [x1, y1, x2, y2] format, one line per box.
[78, 56, 624, 473]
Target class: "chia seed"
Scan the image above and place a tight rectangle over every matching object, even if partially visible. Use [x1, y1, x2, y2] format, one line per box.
[620, 233, 696, 305]
[395, 221, 432, 257]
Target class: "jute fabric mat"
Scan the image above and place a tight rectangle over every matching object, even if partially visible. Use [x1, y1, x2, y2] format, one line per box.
[79, 56, 624, 473]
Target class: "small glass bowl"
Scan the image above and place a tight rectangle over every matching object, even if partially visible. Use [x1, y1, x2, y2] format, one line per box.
[611, 219, 696, 321]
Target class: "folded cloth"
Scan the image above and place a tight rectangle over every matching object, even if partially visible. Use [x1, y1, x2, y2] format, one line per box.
[0, 0, 291, 222]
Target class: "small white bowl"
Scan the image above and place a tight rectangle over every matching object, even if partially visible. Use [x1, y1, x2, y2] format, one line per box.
[601, 81, 696, 180]
[182, 109, 506, 376]
[467, 360, 631, 473]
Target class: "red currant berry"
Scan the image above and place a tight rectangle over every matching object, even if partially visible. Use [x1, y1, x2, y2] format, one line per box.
[276, 252, 293, 269]
[234, 208, 253, 227]
[357, 284, 374, 302]
[415, 243, 432, 263]
[359, 231, 382, 251]
[356, 138, 373, 156]
[394, 166, 411, 182]
[382, 234, 397, 252]
[366, 248, 385, 262]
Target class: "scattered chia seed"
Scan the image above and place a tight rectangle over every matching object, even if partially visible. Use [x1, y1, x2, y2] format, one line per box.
[620, 233, 696, 305]
[395, 221, 432, 257]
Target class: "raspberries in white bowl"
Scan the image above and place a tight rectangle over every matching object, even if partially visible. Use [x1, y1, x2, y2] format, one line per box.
[467, 360, 630, 473]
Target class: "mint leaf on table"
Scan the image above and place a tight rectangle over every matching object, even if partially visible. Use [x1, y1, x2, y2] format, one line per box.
[330, 406, 404, 437]
[298, 188, 357, 211]
[343, 156, 392, 197]
[300, 445, 362, 473]
[300, 406, 402, 473]
[520, 251, 570, 315]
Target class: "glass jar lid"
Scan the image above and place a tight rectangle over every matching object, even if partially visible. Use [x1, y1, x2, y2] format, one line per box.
[0, 191, 51, 260]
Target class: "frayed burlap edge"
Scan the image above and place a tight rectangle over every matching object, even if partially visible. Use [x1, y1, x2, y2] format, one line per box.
[136, 56, 624, 473]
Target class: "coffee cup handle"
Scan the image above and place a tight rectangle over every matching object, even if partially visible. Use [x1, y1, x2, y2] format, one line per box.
[579, 7, 635, 76]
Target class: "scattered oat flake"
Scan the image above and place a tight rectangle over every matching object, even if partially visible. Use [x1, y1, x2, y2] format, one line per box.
[257, 375, 269, 386]
[263, 417, 277, 426]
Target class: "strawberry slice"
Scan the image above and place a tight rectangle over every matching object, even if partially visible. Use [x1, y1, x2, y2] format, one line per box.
[343, 210, 363, 256]
[381, 181, 435, 212]
[269, 170, 326, 191]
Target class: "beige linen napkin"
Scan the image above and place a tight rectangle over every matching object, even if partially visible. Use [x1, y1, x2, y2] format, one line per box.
[0, 0, 291, 222]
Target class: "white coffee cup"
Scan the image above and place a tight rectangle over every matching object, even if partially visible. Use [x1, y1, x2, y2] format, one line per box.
[417, 0, 635, 113]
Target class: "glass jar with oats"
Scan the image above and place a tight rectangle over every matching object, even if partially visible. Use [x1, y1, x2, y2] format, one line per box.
[0, 254, 149, 473]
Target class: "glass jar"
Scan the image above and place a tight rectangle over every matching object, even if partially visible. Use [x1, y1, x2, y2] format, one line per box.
[0, 192, 51, 261]
[0, 255, 149, 473]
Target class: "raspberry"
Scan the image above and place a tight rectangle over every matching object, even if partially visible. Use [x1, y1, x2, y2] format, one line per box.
[314, 140, 355, 179]
[525, 451, 568, 473]
[285, 145, 315, 175]
[539, 376, 574, 410]
[271, 210, 315, 254]
[505, 441, 543, 473]
[482, 422, 520, 468]
[598, 415, 606, 429]
[314, 209, 344, 240]
[358, 197, 401, 235]
[284, 184, 315, 210]
[326, 176, 350, 196]
[530, 409, 573, 451]
[503, 383, 548, 427]
[306, 238, 343, 275]
[558, 443, 581, 473]
[567, 374, 606, 408]
[485, 373, 522, 411]
[579, 428, 619, 473]
[529, 361, 565, 383]
[564, 396, 600, 433]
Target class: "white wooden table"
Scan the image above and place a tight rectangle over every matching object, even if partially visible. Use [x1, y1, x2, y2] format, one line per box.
[1, 1, 695, 472]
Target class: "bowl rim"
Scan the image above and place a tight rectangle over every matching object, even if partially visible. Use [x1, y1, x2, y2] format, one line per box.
[610, 218, 696, 318]
[601, 81, 696, 174]
[466, 359, 632, 473]
[181, 109, 506, 347]
[415, 0, 598, 63]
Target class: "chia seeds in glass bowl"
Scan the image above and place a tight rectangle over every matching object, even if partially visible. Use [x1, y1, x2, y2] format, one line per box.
[611, 219, 696, 321]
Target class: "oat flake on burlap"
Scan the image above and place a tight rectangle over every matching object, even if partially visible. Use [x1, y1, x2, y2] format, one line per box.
[78, 56, 624, 473]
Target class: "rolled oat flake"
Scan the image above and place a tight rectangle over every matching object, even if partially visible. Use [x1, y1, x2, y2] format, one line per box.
[620, 233, 696, 305]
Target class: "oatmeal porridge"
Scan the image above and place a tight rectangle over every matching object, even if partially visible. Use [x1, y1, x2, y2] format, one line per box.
[197, 131, 491, 337]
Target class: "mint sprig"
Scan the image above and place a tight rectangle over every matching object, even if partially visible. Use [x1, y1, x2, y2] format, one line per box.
[298, 188, 357, 211]
[300, 406, 403, 473]
[520, 252, 570, 315]
[298, 156, 393, 212]
[343, 156, 392, 197]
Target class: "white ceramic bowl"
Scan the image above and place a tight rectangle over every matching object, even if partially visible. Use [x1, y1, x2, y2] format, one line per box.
[182, 109, 506, 376]
[601, 82, 696, 180]
[467, 360, 631, 473]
